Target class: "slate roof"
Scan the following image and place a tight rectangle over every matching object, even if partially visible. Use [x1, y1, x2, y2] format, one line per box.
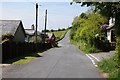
[25, 29, 42, 36]
[106, 24, 115, 30]
[0, 20, 25, 36]
[25, 29, 35, 36]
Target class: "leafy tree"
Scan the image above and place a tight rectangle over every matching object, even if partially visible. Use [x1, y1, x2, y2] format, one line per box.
[72, 1, 120, 54]
[58, 28, 61, 31]
[72, 1, 120, 77]
[79, 13, 88, 19]
[51, 29, 54, 32]
[70, 12, 109, 53]
[62, 28, 65, 31]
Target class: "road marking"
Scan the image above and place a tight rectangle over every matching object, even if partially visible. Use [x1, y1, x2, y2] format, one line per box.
[86, 54, 98, 67]
[89, 54, 100, 62]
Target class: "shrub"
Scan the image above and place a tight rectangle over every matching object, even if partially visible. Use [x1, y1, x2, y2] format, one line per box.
[2, 33, 14, 42]
[70, 12, 109, 53]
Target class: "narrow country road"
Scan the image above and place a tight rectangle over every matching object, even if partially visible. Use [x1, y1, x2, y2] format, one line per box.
[2, 30, 104, 78]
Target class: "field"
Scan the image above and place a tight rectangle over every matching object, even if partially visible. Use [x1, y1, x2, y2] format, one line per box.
[48, 30, 66, 41]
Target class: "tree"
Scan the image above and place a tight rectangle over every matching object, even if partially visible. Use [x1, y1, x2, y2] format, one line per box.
[71, 12, 108, 53]
[79, 13, 88, 19]
[72, 0, 120, 54]
[51, 29, 54, 32]
[72, 1, 120, 76]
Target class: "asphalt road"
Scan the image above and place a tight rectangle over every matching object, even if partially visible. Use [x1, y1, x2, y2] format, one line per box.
[2, 30, 103, 78]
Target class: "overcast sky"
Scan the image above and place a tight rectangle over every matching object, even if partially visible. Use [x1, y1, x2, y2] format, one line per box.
[0, 2, 89, 31]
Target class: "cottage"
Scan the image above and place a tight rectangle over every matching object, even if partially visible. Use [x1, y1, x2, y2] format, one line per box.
[25, 25, 44, 42]
[106, 24, 116, 47]
[107, 18, 116, 43]
[25, 24, 36, 42]
[100, 17, 116, 48]
[0, 20, 26, 43]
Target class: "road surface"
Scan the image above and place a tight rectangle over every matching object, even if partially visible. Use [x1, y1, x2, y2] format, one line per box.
[2, 30, 103, 78]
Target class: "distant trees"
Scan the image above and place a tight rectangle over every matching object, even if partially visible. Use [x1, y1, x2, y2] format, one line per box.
[42, 29, 50, 33]
[42, 28, 66, 33]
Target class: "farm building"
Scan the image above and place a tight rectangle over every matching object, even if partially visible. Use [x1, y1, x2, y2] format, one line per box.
[0, 20, 26, 43]
[25, 24, 44, 42]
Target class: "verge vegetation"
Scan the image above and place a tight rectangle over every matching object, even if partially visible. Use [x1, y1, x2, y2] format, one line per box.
[70, 12, 110, 53]
[98, 55, 119, 78]
[70, 11, 119, 78]
[71, 2, 120, 79]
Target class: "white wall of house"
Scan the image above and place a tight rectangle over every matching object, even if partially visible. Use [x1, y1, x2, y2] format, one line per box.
[107, 30, 111, 41]
[13, 25, 26, 43]
[109, 17, 115, 26]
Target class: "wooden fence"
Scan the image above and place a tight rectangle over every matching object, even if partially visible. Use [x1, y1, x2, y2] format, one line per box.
[1, 41, 51, 63]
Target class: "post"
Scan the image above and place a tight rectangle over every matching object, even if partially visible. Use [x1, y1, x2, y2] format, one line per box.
[35, 3, 38, 43]
[44, 9, 47, 43]
[44, 9, 47, 36]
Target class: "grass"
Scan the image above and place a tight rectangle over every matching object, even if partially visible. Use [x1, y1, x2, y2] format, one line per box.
[98, 55, 119, 79]
[4, 50, 46, 64]
[52, 31, 66, 38]
[70, 37, 119, 79]
[48, 29, 68, 42]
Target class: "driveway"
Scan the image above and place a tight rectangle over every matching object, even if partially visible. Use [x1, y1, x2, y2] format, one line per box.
[2, 30, 104, 78]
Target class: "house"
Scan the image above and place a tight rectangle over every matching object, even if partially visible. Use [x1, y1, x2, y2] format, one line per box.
[101, 18, 116, 48]
[107, 17, 116, 42]
[0, 20, 26, 43]
[25, 24, 36, 42]
[25, 24, 44, 42]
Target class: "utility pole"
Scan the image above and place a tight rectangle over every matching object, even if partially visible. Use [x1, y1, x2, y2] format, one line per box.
[44, 9, 47, 36]
[35, 3, 38, 43]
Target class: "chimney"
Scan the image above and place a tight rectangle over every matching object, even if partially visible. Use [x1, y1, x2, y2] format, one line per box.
[31, 24, 35, 30]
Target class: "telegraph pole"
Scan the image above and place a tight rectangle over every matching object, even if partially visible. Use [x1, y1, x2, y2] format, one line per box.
[35, 3, 38, 43]
[44, 9, 47, 36]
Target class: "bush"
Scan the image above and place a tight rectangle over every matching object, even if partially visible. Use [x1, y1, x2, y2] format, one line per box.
[2, 33, 14, 42]
[98, 55, 119, 78]
[58, 28, 61, 31]
[70, 12, 109, 53]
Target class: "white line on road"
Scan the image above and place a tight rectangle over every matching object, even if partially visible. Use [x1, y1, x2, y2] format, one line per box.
[86, 54, 98, 67]
[89, 54, 100, 62]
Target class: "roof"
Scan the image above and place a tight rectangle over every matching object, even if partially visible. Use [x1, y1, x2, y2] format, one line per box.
[0, 20, 26, 36]
[107, 24, 115, 30]
[25, 29, 42, 36]
[101, 24, 109, 30]
[101, 23, 115, 31]
[25, 29, 35, 35]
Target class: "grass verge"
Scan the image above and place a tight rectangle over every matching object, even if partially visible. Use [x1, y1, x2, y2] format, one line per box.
[70, 38, 119, 79]
[4, 50, 46, 64]
[98, 55, 119, 79]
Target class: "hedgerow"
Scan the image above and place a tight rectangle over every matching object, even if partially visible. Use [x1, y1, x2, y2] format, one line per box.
[70, 12, 110, 53]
